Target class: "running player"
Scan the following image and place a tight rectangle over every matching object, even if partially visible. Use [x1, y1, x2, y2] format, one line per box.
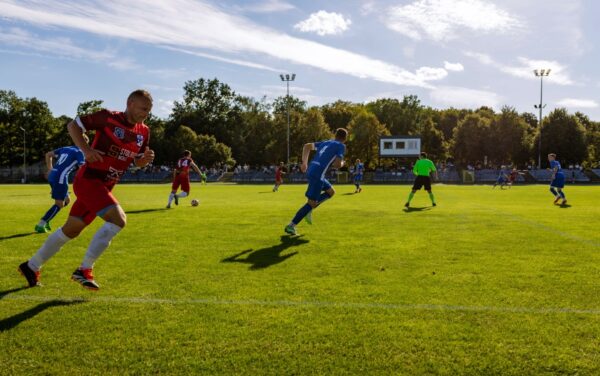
[548, 153, 567, 205]
[167, 150, 202, 208]
[18, 90, 155, 290]
[493, 166, 509, 189]
[284, 128, 347, 235]
[353, 159, 364, 193]
[34, 136, 88, 233]
[405, 152, 438, 208]
[273, 162, 285, 192]
[507, 168, 522, 188]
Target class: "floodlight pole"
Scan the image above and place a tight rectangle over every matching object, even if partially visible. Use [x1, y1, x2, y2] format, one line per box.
[280, 73, 296, 167]
[534, 69, 550, 169]
[19, 126, 26, 183]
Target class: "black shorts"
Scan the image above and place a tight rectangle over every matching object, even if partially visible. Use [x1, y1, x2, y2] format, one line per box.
[412, 176, 432, 191]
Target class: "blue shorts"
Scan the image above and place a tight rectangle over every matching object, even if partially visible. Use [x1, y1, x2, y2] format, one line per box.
[49, 181, 69, 200]
[305, 176, 332, 201]
[550, 174, 565, 188]
[354, 174, 363, 182]
[497, 177, 506, 183]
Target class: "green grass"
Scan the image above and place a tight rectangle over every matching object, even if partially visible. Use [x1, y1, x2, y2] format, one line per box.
[2, 183, 600, 375]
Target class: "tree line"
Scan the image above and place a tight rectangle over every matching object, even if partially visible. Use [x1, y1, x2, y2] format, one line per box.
[2, 78, 599, 169]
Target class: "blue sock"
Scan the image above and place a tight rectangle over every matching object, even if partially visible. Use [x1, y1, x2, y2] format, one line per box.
[317, 192, 331, 205]
[550, 187, 558, 197]
[41, 204, 61, 223]
[559, 190, 566, 199]
[292, 203, 312, 225]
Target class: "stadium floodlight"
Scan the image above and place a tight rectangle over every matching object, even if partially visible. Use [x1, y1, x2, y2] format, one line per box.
[19, 126, 26, 183]
[280, 73, 296, 167]
[534, 69, 551, 169]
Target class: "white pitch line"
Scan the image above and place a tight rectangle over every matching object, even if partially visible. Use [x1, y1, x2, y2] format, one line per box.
[3, 295, 600, 316]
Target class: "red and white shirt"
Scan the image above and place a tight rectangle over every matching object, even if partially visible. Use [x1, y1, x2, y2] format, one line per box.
[175, 157, 194, 177]
[75, 109, 149, 185]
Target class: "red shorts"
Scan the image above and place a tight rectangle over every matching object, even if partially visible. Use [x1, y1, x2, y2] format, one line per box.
[276, 176, 283, 184]
[172, 175, 190, 193]
[70, 175, 118, 225]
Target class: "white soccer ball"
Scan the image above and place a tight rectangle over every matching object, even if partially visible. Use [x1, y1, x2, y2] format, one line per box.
[191, 199, 199, 206]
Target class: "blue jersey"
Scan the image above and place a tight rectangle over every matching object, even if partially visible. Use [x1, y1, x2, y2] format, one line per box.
[307, 140, 345, 179]
[48, 146, 85, 184]
[355, 163, 364, 175]
[550, 160, 564, 175]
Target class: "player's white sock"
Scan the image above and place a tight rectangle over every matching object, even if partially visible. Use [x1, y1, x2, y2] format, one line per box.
[37, 220, 47, 227]
[80, 222, 122, 269]
[28, 227, 71, 271]
[178, 192, 188, 198]
[168, 193, 175, 205]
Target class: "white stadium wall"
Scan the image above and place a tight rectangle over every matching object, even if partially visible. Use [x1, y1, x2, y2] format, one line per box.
[379, 136, 421, 157]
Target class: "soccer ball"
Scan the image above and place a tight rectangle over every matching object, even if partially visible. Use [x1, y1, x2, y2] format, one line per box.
[191, 199, 199, 206]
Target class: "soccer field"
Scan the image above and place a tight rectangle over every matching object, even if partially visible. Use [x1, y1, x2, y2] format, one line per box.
[1, 183, 600, 374]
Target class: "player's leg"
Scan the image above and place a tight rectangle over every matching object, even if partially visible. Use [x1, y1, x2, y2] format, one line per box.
[167, 177, 180, 208]
[36, 183, 68, 233]
[21, 210, 88, 287]
[177, 178, 190, 200]
[286, 179, 321, 234]
[304, 180, 334, 225]
[406, 178, 421, 207]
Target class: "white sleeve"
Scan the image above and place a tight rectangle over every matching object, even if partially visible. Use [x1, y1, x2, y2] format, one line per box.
[75, 116, 86, 131]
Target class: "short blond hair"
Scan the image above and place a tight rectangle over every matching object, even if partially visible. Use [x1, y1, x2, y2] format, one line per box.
[127, 89, 153, 103]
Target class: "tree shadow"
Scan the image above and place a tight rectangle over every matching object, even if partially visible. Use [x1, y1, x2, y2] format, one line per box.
[403, 206, 432, 213]
[0, 287, 28, 299]
[222, 235, 309, 270]
[0, 299, 84, 332]
[0, 232, 35, 241]
[126, 208, 168, 214]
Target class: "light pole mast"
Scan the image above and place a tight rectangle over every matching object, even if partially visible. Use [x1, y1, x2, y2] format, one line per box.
[19, 126, 26, 183]
[534, 69, 550, 169]
[280, 73, 296, 167]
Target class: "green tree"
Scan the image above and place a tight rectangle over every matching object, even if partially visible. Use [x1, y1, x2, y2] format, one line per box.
[535, 108, 587, 166]
[452, 114, 492, 164]
[291, 107, 332, 162]
[77, 100, 104, 116]
[489, 106, 531, 165]
[320, 100, 358, 132]
[346, 110, 389, 168]
[419, 117, 446, 161]
[366, 95, 423, 135]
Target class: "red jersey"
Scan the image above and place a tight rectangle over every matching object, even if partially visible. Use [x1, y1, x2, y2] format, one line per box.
[509, 171, 518, 181]
[75, 110, 149, 185]
[175, 157, 194, 176]
[275, 167, 283, 179]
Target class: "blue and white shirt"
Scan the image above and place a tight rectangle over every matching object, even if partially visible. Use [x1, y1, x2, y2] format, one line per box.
[307, 140, 345, 179]
[355, 162, 364, 175]
[48, 146, 85, 184]
[550, 160, 564, 177]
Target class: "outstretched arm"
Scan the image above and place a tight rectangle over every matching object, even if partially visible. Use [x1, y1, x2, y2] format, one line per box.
[191, 162, 202, 175]
[68, 121, 103, 163]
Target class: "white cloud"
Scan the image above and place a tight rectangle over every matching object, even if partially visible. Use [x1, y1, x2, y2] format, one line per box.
[0, 26, 137, 70]
[464, 52, 575, 85]
[294, 11, 352, 36]
[444, 61, 464, 72]
[360, 1, 378, 16]
[237, 0, 294, 13]
[385, 0, 522, 41]
[556, 98, 598, 108]
[415, 67, 448, 81]
[153, 98, 175, 117]
[0, 0, 452, 89]
[430, 86, 503, 109]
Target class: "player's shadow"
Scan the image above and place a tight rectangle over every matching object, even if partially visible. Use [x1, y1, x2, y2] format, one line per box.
[0, 299, 84, 332]
[126, 208, 168, 214]
[258, 191, 274, 194]
[342, 193, 355, 196]
[0, 232, 35, 242]
[0, 287, 28, 299]
[558, 204, 572, 209]
[222, 235, 309, 270]
[403, 206, 432, 213]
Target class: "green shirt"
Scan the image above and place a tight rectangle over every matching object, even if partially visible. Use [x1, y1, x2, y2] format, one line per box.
[413, 158, 436, 176]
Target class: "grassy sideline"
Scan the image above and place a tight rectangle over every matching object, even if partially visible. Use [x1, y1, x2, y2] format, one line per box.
[1, 183, 600, 374]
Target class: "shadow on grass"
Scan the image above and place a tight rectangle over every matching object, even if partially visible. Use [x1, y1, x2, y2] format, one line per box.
[126, 208, 168, 214]
[403, 206, 432, 213]
[0, 287, 28, 299]
[258, 191, 274, 194]
[0, 232, 36, 242]
[0, 300, 84, 332]
[341, 193, 355, 196]
[222, 235, 309, 270]
[559, 204, 572, 209]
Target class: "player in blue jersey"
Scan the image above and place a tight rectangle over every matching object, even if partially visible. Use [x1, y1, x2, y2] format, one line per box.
[285, 128, 348, 235]
[353, 159, 364, 193]
[548, 153, 567, 205]
[493, 166, 509, 189]
[34, 136, 88, 233]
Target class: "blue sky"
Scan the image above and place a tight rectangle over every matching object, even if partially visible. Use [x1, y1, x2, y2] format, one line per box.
[1, 0, 599, 120]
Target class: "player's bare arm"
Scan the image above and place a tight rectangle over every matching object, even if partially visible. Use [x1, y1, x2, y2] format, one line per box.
[191, 162, 202, 175]
[44, 151, 54, 179]
[332, 157, 345, 169]
[67, 121, 103, 163]
[134, 146, 155, 167]
[300, 143, 315, 173]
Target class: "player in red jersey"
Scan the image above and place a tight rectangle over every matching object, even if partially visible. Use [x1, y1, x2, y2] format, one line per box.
[167, 150, 202, 208]
[18, 90, 155, 291]
[273, 162, 286, 192]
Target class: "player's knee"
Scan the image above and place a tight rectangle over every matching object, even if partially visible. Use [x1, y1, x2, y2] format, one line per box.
[308, 200, 318, 208]
[55, 200, 65, 208]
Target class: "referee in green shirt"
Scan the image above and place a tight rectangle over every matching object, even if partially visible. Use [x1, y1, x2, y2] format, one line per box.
[405, 152, 438, 208]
